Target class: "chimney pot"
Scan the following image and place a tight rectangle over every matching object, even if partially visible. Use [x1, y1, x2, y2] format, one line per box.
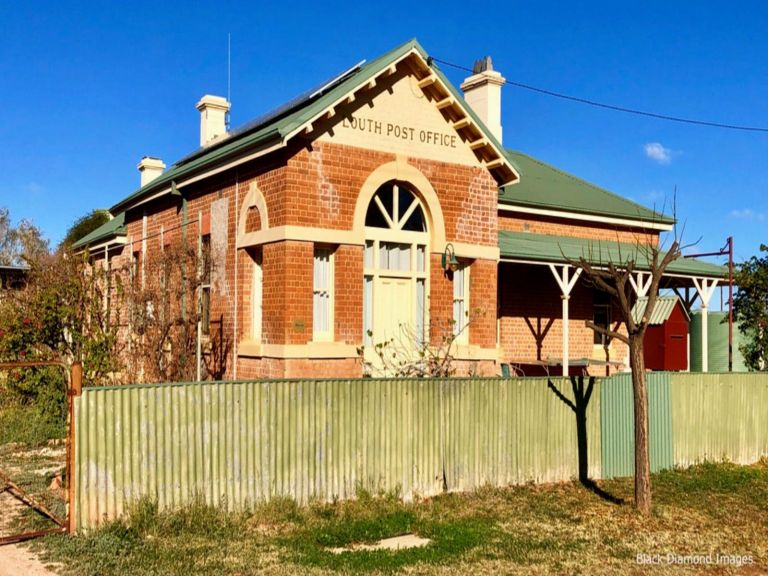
[196, 95, 231, 147]
[460, 57, 505, 144]
[137, 156, 166, 187]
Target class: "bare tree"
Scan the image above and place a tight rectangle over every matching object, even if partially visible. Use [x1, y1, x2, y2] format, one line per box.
[124, 238, 230, 383]
[358, 309, 482, 378]
[0, 207, 49, 266]
[573, 235, 683, 514]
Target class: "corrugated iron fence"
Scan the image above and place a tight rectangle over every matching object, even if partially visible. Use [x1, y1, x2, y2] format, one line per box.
[600, 372, 768, 478]
[73, 372, 768, 529]
[73, 377, 600, 529]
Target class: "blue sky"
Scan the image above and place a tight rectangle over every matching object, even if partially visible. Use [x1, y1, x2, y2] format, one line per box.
[1, 1, 766, 268]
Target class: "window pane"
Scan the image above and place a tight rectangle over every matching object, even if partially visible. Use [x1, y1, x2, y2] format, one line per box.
[313, 249, 332, 338]
[416, 279, 425, 347]
[364, 276, 373, 346]
[453, 267, 465, 337]
[398, 187, 413, 221]
[202, 287, 211, 335]
[593, 305, 610, 345]
[379, 242, 389, 269]
[379, 242, 411, 271]
[417, 245, 425, 272]
[365, 200, 389, 228]
[364, 241, 374, 268]
[402, 204, 426, 232]
[398, 244, 411, 271]
[377, 184, 394, 220]
[252, 256, 262, 339]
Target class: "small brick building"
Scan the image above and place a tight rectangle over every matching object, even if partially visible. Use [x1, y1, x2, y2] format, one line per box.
[74, 40, 724, 381]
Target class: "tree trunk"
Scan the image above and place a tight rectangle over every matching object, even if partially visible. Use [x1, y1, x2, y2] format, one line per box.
[629, 337, 652, 514]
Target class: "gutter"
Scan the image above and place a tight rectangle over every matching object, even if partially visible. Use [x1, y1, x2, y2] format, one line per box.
[111, 128, 284, 214]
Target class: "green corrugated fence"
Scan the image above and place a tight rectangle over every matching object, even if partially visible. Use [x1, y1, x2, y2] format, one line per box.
[600, 372, 674, 478]
[73, 372, 768, 530]
[74, 377, 599, 529]
[669, 372, 768, 466]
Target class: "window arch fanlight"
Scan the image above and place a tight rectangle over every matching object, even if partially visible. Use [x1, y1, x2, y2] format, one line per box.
[364, 181, 427, 233]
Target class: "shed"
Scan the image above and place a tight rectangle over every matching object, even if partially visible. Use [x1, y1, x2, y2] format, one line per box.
[633, 296, 689, 371]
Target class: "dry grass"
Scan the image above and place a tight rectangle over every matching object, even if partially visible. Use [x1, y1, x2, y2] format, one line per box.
[21, 459, 768, 575]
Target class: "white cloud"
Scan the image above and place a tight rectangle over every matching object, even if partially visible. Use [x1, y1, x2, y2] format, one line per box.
[730, 208, 766, 221]
[24, 182, 44, 194]
[643, 142, 672, 165]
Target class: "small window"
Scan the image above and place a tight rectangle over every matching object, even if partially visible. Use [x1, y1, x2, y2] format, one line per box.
[313, 247, 333, 341]
[452, 264, 470, 344]
[130, 250, 141, 290]
[593, 291, 611, 345]
[251, 252, 262, 340]
[200, 235, 211, 336]
[363, 275, 373, 347]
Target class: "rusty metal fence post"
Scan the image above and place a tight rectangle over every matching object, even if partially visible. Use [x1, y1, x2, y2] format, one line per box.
[67, 362, 82, 533]
[0, 360, 80, 544]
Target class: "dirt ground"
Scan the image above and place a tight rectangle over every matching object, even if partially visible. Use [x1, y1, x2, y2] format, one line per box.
[0, 490, 59, 576]
[0, 442, 65, 576]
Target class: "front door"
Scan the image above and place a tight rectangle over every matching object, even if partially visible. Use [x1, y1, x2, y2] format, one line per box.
[376, 276, 413, 344]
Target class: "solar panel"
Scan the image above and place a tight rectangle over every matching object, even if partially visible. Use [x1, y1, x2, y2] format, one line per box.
[174, 59, 366, 167]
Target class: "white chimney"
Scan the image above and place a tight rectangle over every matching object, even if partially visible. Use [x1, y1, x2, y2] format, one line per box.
[137, 157, 166, 187]
[460, 56, 505, 144]
[196, 95, 230, 146]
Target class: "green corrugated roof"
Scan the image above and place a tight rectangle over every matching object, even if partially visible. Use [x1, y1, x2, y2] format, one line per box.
[71, 212, 126, 250]
[499, 230, 725, 278]
[110, 39, 516, 215]
[500, 151, 674, 225]
[632, 296, 689, 325]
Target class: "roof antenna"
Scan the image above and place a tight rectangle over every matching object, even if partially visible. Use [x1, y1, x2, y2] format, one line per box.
[226, 33, 232, 130]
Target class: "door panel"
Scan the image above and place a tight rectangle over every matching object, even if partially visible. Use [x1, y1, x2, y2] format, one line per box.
[376, 277, 412, 342]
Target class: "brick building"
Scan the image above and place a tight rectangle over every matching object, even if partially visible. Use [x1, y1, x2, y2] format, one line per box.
[73, 40, 724, 381]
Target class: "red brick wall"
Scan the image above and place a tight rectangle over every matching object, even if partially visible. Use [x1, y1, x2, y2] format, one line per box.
[279, 143, 395, 229]
[245, 206, 261, 232]
[469, 259, 497, 348]
[499, 213, 659, 245]
[410, 159, 498, 247]
[334, 245, 363, 345]
[498, 262, 629, 375]
[262, 241, 313, 345]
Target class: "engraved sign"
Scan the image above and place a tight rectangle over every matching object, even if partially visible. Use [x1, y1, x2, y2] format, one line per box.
[318, 75, 480, 166]
[340, 116, 458, 149]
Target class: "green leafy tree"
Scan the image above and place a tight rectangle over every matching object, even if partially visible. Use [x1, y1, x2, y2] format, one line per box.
[733, 244, 768, 370]
[60, 209, 111, 249]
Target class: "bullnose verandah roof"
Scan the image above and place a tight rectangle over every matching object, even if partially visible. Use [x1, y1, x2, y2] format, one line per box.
[498, 230, 726, 279]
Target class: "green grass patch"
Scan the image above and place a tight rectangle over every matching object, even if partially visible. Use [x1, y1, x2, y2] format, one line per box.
[287, 503, 491, 572]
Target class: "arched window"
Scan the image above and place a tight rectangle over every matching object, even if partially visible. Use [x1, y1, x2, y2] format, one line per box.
[363, 182, 429, 356]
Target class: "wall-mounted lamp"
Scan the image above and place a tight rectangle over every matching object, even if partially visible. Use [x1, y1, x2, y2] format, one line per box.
[442, 243, 459, 273]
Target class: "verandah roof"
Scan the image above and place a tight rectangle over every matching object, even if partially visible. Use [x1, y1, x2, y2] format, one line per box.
[498, 230, 726, 279]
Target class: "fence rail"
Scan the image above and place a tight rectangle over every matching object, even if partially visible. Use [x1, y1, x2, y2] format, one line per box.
[73, 372, 768, 529]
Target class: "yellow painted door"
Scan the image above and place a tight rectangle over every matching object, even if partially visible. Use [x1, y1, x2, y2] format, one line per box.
[376, 277, 412, 343]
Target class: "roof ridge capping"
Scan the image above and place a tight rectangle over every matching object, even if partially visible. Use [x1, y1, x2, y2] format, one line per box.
[110, 38, 519, 214]
[501, 150, 675, 227]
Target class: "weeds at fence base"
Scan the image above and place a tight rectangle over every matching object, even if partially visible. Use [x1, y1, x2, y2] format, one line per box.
[30, 460, 768, 575]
